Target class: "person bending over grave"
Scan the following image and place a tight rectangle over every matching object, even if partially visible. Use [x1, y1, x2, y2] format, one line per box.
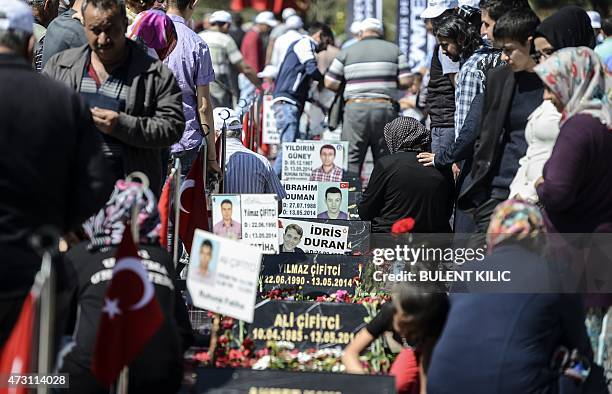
[342, 283, 448, 394]
[317, 186, 348, 220]
[358, 117, 454, 233]
[59, 180, 192, 394]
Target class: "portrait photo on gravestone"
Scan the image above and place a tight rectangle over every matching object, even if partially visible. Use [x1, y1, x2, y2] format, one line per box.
[212, 195, 242, 241]
[282, 141, 346, 181]
[281, 181, 349, 219]
[279, 218, 349, 255]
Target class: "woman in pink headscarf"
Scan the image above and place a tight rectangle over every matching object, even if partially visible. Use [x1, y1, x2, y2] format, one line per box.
[127, 9, 177, 60]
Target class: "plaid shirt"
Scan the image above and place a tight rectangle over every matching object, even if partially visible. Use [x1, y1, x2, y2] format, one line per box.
[454, 46, 502, 139]
[308, 165, 343, 182]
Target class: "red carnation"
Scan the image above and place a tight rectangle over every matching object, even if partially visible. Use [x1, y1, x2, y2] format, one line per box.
[221, 317, 235, 330]
[242, 337, 254, 349]
[218, 335, 229, 345]
[391, 217, 415, 234]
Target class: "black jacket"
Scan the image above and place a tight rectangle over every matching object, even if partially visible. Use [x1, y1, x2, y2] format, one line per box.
[458, 66, 515, 209]
[61, 243, 190, 394]
[358, 152, 454, 233]
[0, 54, 112, 297]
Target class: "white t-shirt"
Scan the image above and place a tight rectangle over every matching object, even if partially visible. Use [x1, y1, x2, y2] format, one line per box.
[270, 29, 304, 68]
[438, 46, 460, 75]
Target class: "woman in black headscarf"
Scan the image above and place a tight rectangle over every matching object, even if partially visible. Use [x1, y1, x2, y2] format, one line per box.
[533, 5, 596, 61]
[358, 117, 455, 233]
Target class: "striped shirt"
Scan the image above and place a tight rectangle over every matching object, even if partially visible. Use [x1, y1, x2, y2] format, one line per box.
[326, 36, 410, 100]
[454, 45, 502, 139]
[199, 30, 243, 77]
[224, 138, 287, 200]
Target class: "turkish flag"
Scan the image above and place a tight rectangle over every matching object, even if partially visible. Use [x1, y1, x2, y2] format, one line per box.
[91, 228, 164, 387]
[0, 292, 35, 394]
[178, 150, 209, 252]
[158, 173, 173, 250]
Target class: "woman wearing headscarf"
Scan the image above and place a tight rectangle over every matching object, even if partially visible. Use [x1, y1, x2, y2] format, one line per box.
[59, 180, 192, 394]
[533, 6, 596, 62]
[358, 117, 454, 233]
[509, 6, 597, 202]
[427, 200, 596, 394]
[127, 9, 178, 61]
[534, 47, 612, 233]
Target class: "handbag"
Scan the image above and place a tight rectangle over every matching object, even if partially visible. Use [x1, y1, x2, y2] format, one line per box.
[327, 81, 345, 130]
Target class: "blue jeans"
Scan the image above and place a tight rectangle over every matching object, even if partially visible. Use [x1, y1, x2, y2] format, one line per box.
[236, 74, 256, 116]
[272, 101, 301, 176]
[431, 127, 455, 157]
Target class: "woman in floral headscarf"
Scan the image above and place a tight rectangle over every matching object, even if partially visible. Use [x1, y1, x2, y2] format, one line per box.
[534, 47, 612, 233]
[358, 117, 454, 233]
[427, 199, 599, 394]
[60, 180, 192, 394]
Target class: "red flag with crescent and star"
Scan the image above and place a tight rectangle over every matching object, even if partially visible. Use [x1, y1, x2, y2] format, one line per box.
[0, 291, 35, 394]
[178, 150, 209, 252]
[91, 228, 164, 387]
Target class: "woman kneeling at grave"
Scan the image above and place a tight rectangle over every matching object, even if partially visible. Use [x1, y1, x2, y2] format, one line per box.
[358, 117, 454, 233]
[342, 283, 449, 394]
[58, 180, 193, 394]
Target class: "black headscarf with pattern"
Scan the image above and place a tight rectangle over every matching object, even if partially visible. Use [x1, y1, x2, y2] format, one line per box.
[384, 117, 431, 154]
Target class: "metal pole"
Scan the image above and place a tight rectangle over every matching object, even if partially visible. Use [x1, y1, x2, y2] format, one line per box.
[116, 366, 129, 394]
[172, 158, 182, 266]
[219, 109, 231, 194]
[36, 250, 54, 394]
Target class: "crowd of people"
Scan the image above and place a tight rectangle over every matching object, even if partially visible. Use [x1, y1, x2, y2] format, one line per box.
[0, 0, 611, 392]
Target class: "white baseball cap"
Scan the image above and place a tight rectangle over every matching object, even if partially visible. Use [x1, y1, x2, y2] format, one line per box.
[257, 65, 278, 79]
[209, 10, 233, 25]
[587, 11, 601, 29]
[360, 18, 383, 34]
[255, 11, 279, 27]
[349, 20, 362, 35]
[420, 0, 458, 19]
[0, 0, 34, 34]
[458, 0, 479, 8]
[282, 8, 297, 21]
[285, 15, 303, 30]
[213, 107, 242, 132]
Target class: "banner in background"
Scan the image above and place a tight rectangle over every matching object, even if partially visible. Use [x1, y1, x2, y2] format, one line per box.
[346, 0, 383, 34]
[396, 0, 430, 70]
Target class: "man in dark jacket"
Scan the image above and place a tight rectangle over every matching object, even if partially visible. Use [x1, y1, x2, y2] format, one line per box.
[44, 0, 185, 196]
[272, 22, 333, 176]
[458, 8, 542, 240]
[0, 0, 112, 348]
